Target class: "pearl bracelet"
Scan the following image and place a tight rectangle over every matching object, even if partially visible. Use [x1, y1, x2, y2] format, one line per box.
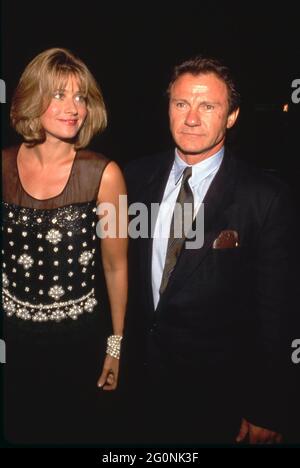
[106, 334, 123, 359]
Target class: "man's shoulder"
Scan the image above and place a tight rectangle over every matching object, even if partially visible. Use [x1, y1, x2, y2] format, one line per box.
[232, 153, 291, 200]
[124, 150, 173, 187]
[125, 150, 172, 174]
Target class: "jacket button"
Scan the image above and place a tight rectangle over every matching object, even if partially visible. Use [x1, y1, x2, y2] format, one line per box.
[149, 322, 157, 333]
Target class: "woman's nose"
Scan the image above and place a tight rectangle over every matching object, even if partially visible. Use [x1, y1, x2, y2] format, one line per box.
[64, 98, 78, 114]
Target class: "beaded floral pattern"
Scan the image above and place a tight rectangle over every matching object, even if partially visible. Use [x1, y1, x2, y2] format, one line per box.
[78, 251, 93, 266]
[2, 202, 99, 322]
[45, 229, 63, 245]
[17, 253, 34, 270]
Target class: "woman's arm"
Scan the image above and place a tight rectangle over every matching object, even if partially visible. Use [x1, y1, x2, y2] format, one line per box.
[96, 161, 128, 390]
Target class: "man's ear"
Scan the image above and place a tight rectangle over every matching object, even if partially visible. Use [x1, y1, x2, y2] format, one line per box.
[226, 107, 240, 129]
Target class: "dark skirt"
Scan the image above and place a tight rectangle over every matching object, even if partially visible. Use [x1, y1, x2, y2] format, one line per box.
[3, 309, 121, 445]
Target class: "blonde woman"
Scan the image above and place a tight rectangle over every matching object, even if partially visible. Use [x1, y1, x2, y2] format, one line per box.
[2, 48, 127, 443]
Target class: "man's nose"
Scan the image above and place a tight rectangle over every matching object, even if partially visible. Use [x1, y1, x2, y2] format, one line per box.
[185, 108, 201, 126]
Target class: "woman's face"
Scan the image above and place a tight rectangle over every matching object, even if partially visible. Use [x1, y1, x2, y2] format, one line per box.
[40, 75, 87, 142]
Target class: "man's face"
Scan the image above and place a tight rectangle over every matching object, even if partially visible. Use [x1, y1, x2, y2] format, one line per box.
[169, 72, 239, 161]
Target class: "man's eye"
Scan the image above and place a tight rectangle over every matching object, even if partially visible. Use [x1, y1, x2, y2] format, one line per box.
[176, 102, 187, 109]
[202, 104, 214, 111]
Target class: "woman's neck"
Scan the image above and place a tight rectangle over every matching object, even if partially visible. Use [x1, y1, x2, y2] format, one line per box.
[22, 139, 76, 167]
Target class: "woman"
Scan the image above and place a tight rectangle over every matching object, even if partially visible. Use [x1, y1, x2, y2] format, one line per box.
[2, 48, 128, 443]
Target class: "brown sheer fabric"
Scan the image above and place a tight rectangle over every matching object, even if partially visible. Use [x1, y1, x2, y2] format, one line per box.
[2, 146, 110, 209]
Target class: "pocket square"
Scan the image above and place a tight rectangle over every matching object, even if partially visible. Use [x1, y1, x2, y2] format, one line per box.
[212, 230, 239, 249]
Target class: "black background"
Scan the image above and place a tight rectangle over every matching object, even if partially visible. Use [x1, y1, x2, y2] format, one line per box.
[2, 3, 300, 179]
[1, 1, 299, 446]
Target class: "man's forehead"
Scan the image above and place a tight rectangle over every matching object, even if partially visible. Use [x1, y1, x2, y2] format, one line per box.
[171, 73, 228, 99]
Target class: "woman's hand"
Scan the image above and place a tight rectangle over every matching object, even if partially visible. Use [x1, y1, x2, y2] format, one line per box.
[97, 354, 120, 391]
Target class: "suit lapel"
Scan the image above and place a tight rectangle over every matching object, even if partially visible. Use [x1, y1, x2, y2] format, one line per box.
[156, 150, 238, 313]
[138, 151, 174, 315]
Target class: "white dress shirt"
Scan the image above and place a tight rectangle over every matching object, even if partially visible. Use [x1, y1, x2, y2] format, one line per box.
[151, 147, 224, 309]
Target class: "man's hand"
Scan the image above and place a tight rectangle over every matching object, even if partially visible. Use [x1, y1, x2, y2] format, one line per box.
[236, 418, 283, 444]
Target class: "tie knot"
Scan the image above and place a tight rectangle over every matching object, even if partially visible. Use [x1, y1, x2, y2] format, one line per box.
[182, 166, 192, 184]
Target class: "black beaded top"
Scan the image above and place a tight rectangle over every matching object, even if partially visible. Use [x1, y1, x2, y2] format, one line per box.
[2, 146, 109, 323]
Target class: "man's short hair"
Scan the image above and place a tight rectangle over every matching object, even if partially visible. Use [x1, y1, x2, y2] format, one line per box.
[168, 55, 240, 114]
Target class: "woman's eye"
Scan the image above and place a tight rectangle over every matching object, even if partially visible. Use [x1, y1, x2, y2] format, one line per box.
[74, 95, 86, 103]
[53, 92, 64, 100]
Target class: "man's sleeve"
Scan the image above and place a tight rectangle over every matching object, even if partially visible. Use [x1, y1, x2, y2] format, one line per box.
[245, 183, 296, 432]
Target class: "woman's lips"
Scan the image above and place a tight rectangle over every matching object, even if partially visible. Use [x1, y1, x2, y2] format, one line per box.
[58, 119, 78, 126]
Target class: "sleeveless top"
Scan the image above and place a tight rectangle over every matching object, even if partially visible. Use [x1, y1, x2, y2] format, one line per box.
[2, 146, 110, 323]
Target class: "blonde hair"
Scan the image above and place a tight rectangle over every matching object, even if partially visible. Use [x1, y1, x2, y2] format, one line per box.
[10, 48, 107, 149]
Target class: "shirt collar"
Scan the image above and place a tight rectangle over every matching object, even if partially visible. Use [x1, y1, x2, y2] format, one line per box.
[173, 147, 224, 187]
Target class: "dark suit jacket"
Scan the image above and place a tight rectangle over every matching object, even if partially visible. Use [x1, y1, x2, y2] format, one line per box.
[124, 147, 295, 432]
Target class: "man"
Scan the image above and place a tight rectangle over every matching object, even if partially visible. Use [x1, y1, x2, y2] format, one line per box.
[125, 56, 294, 444]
